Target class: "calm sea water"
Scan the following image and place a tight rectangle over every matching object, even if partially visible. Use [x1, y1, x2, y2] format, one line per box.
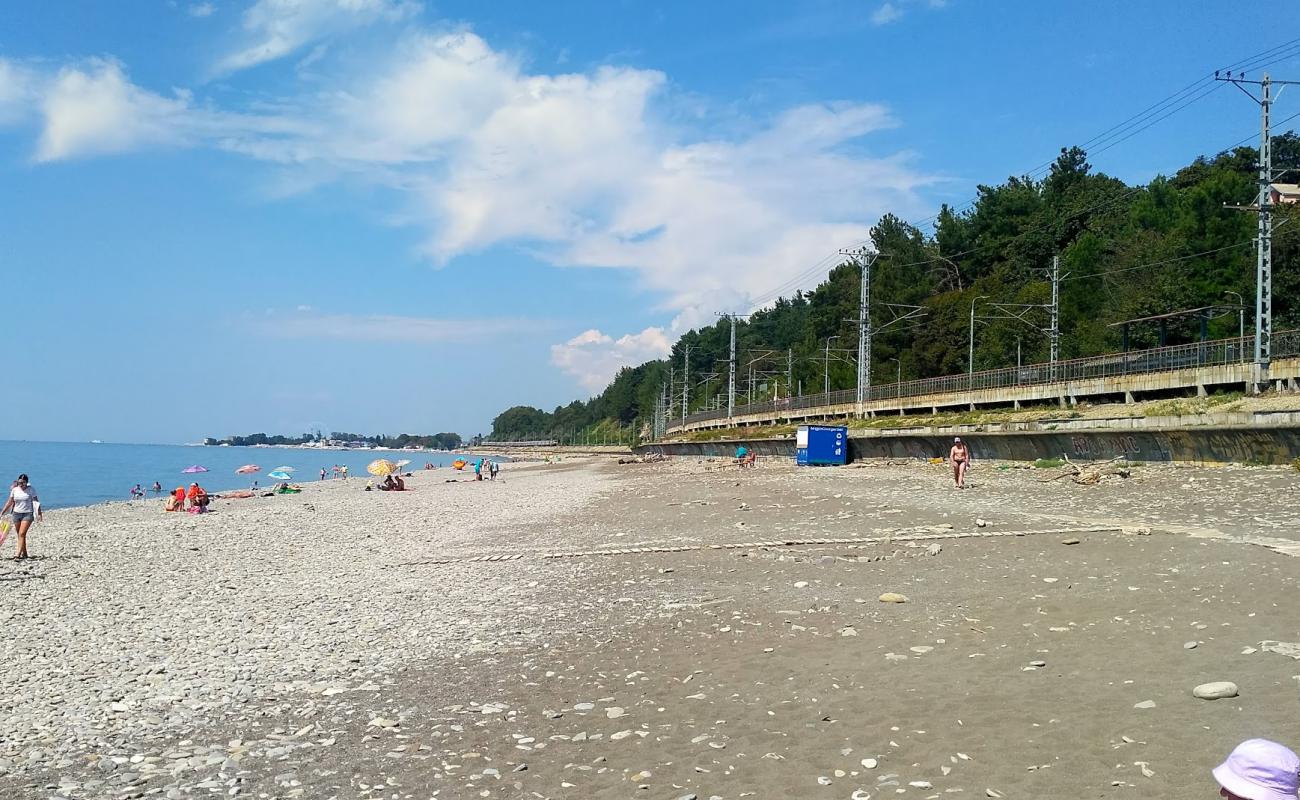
[0, 441, 472, 510]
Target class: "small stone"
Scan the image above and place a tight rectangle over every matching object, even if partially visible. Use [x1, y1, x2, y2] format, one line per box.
[910, 646, 934, 654]
[794, 581, 810, 589]
[1061, 538, 1080, 545]
[1192, 681, 1239, 700]
[909, 781, 933, 789]
[878, 593, 908, 603]
[817, 776, 832, 785]
[975, 519, 988, 528]
[861, 758, 878, 769]
[1029, 660, 1046, 667]
[1133, 700, 1156, 709]
[841, 627, 858, 637]
[605, 707, 626, 719]
[1184, 641, 1198, 650]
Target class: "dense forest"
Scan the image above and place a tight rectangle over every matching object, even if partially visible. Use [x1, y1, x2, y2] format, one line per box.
[206, 431, 464, 450]
[490, 139, 1300, 442]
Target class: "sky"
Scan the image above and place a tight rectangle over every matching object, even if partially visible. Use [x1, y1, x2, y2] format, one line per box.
[1, 1, 1298, 443]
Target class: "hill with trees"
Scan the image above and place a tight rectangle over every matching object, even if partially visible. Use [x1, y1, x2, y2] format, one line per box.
[490, 139, 1300, 442]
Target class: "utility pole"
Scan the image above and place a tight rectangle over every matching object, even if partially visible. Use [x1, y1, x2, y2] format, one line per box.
[824, 335, 839, 395]
[786, 349, 793, 398]
[727, 314, 737, 418]
[667, 364, 674, 422]
[840, 248, 878, 416]
[1049, 254, 1060, 377]
[1217, 69, 1299, 386]
[681, 344, 690, 420]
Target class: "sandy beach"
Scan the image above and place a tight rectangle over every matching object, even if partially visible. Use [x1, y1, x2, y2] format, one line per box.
[2, 457, 1299, 799]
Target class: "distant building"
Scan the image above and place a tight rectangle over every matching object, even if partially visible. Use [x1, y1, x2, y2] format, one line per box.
[1270, 183, 1300, 205]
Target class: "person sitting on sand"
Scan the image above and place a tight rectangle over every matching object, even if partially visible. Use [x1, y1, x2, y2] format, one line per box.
[949, 437, 971, 489]
[1213, 738, 1298, 799]
[735, 444, 749, 468]
[187, 482, 210, 511]
[393, 474, 405, 491]
[165, 487, 185, 512]
[379, 475, 396, 491]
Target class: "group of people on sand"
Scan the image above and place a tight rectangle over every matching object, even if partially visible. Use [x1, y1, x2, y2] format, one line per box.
[473, 458, 499, 481]
[164, 482, 209, 513]
[375, 473, 406, 491]
[320, 465, 349, 480]
[129, 481, 164, 500]
[733, 444, 757, 468]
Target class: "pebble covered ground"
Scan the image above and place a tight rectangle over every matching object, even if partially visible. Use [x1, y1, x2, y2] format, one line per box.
[2, 456, 1298, 799]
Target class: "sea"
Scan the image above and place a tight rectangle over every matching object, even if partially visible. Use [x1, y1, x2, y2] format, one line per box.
[0, 441, 474, 510]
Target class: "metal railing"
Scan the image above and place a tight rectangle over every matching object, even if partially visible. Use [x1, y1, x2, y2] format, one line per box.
[672, 331, 1299, 429]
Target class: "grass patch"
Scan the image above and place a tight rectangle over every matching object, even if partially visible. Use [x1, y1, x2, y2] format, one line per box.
[1033, 457, 1066, 469]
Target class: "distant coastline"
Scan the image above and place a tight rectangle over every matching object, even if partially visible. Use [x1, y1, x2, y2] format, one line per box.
[204, 431, 466, 451]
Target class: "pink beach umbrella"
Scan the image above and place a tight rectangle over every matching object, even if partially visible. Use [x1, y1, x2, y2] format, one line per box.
[181, 465, 209, 474]
[235, 464, 261, 475]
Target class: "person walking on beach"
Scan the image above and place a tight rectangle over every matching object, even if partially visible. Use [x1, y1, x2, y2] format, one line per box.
[320, 467, 327, 481]
[1212, 738, 1298, 799]
[341, 464, 348, 480]
[2, 474, 42, 560]
[949, 437, 971, 489]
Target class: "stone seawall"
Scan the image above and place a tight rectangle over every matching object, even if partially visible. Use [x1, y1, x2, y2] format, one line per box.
[638, 425, 1300, 465]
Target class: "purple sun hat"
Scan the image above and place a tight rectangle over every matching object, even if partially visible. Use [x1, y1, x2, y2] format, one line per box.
[1214, 739, 1300, 800]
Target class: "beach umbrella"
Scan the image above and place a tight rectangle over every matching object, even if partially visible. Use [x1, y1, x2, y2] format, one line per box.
[267, 470, 292, 480]
[235, 464, 261, 474]
[272, 465, 295, 473]
[367, 459, 397, 476]
[394, 459, 411, 469]
[181, 465, 209, 474]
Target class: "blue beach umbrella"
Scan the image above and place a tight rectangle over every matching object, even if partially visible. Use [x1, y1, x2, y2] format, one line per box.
[268, 470, 292, 480]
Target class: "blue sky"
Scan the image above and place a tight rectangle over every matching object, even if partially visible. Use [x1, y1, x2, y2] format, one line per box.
[1, 1, 1297, 443]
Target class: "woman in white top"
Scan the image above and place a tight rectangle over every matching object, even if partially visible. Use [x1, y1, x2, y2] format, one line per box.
[2, 473, 42, 560]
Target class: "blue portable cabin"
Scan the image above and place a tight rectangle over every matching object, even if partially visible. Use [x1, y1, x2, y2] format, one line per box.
[796, 425, 848, 465]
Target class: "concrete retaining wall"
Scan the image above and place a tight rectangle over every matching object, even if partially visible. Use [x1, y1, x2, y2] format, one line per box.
[639, 425, 1300, 465]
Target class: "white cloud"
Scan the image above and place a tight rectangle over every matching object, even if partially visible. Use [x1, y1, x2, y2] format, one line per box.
[0, 58, 37, 125]
[215, 0, 420, 74]
[871, 3, 903, 25]
[8, 27, 937, 392]
[189, 2, 216, 18]
[254, 309, 545, 343]
[550, 327, 673, 393]
[36, 59, 196, 162]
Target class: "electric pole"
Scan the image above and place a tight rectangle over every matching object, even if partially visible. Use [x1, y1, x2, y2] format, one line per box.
[840, 248, 878, 416]
[1217, 69, 1300, 386]
[681, 344, 690, 420]
[727, 314, 737, 419]
[1050, 254, 1060, 378]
